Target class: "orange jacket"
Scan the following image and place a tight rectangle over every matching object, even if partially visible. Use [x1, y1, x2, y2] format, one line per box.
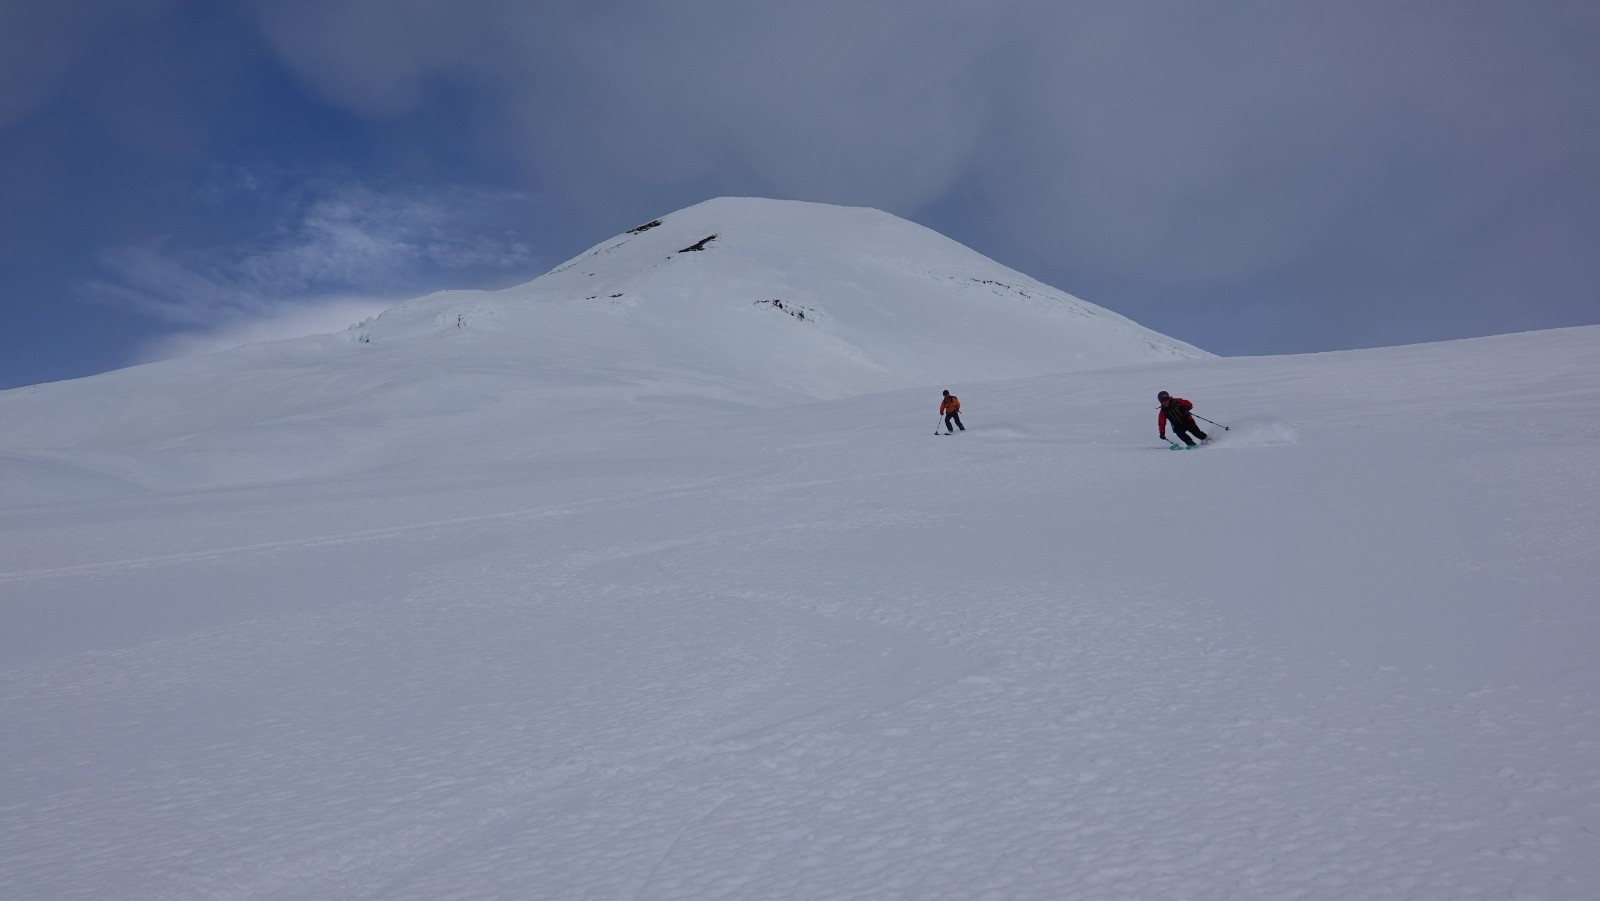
[939, 394, 961, 414]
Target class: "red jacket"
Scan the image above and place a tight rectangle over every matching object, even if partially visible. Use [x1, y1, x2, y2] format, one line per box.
[1158, 397, 1194, 433]
[940, 394, 961, 414]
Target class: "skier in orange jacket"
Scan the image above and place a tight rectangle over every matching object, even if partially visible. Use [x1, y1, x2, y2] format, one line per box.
[939, 390, 965, 434]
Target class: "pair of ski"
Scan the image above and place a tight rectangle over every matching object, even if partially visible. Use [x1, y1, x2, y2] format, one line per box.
[1166, 414, 1230, 449]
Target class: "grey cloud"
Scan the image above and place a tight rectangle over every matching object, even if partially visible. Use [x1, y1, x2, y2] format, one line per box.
[248, 0, 495, 117]
[238, 1, 1600, 285]
[521, 2, 1004, 210]
[0, 0, 176, 127]
[248, 1, 1009, 211]
[979, 3, 1600, 279]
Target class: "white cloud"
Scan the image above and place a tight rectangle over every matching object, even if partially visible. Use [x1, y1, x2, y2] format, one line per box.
[134, 296, 393, 362]
[90, 244, 268, 326]
[88, 181, 538, 361]
[229, 184, 533, 301]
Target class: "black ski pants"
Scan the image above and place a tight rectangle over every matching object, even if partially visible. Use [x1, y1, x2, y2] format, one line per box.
[944, 411, 965, 432]
[1172, 421, 1207, 446]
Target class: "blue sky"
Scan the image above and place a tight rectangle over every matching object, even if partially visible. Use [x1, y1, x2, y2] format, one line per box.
[2, 1, 1597, 388]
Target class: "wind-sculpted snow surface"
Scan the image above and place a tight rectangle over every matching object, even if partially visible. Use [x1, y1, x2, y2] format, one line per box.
[2, 325, 1599, 899]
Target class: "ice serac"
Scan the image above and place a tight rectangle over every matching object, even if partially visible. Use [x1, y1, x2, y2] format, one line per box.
[0, 198, 1202, 498]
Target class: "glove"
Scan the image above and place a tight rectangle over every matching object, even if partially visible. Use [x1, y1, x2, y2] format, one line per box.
[1159, 433, 1166, 441]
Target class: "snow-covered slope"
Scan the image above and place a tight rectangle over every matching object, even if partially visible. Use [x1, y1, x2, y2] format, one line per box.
[3, 324, 1598, 899]
[0, 198, 1201, 503]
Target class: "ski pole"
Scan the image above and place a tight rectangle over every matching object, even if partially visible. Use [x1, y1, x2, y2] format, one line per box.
[1192, 414, 1229, 431]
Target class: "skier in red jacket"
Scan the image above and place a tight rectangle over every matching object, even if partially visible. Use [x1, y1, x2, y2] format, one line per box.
[1157, 390, 1209, 447]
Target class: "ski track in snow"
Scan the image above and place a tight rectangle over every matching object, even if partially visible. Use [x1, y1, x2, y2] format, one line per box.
[3, 325, 1600, 897]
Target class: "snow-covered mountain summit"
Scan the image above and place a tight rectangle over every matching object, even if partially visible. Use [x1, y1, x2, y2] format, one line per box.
[349, 196, 1201, 394]
[1, 198, 1201, 500]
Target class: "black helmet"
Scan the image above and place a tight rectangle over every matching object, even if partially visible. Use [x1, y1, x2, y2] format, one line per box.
[1157, 390, 1170, 401]
[942, 389, 951, 396]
